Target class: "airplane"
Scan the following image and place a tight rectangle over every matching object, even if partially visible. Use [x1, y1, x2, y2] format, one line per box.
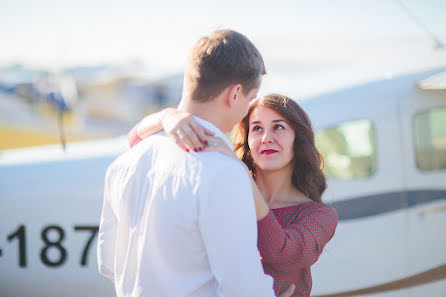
[306, 67, 446, 297]
[0, 67, 445, 297]
[0, 64, 181, 151]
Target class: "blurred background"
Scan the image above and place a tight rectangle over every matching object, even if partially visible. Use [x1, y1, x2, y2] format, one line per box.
[1, 0, 445, 150]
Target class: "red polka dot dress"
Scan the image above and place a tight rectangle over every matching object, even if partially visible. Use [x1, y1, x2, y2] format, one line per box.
[257, 201, 338, 297]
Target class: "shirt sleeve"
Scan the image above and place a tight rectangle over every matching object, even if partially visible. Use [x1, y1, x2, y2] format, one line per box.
[198, 160, 275, 297]
[97, 166, 118, 280]
[128, 123, 143, 148]
[257, 204, 338, 271]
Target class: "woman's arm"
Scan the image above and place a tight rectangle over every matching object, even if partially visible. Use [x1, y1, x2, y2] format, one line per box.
[128, 109, 172, 147]
[250, 175, 270, 220]
[128, 108, 214, 151]
[257, 203, 338, 271]
[137, 108, 174, 139]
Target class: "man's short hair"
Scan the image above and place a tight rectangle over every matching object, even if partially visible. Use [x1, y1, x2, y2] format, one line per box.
[184, 30, 266, 103]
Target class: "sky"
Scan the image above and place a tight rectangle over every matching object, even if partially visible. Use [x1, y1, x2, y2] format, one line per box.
[1, 0, 446, 97]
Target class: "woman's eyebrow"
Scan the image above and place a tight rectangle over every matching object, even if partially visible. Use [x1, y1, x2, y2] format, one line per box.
[250, 119, 288, 125]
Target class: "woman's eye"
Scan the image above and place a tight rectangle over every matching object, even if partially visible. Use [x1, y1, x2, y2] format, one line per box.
[252, 125, 262, 132]
[274, 124, 285, 130]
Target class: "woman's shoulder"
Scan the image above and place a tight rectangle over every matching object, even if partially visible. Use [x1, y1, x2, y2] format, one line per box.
[301, 201, 338, 223]
[291, 201, 338, 240]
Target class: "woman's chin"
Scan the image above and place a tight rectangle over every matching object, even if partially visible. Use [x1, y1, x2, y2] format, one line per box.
[256, 163, 286, 173]
[255, 160, 294, 174]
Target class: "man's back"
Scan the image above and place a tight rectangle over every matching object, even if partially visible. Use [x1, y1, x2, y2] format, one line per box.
[98, 123, 275, 297]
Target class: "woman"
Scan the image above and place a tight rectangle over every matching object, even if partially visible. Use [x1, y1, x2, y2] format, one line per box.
[129, 94, 338, 297]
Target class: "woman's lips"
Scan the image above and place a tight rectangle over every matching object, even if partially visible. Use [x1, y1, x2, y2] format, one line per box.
[261, 149, 278, 155]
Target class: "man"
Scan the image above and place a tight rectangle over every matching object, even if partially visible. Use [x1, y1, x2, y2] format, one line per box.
[97, 30, 287, 297]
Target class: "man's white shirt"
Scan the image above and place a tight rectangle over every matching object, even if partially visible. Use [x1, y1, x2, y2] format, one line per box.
[97, 117, 275, 297]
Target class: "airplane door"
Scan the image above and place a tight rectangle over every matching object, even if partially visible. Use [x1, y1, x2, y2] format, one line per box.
[398, 87, 446, 297]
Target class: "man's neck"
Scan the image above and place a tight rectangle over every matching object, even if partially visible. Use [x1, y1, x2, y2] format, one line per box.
[178, 97, 228, 133]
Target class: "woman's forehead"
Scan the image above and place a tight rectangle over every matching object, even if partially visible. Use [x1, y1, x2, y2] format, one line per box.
[249, 106, 286, 123]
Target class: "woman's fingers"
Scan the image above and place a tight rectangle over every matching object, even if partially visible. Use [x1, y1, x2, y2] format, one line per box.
[163, 110, 214, 151]
[206, 136, 224, 147]
[171, 120, 224, 153]
[173, 132, 190, 152]
[203, 127, 215, 137]
[203, 137, 220, 151]
[190, 122, 211, 147]
[168, 120, 197, 152]
[203, 136, 235, 158]
[183, 123, 204, 152]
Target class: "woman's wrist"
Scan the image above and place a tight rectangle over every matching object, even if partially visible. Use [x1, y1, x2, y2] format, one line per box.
[137, 109, 172, 139]
[158, 108, 176, 132]
[160, 108, 176, 122]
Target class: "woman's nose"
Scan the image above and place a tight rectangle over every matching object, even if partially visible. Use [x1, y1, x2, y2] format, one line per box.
[261, 131, 273, 143]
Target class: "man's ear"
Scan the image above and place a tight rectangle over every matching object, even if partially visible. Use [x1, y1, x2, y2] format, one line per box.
[226, 84, 242, 108]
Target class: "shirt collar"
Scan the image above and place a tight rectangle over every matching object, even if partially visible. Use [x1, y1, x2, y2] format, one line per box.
[192, 116, 233, 150]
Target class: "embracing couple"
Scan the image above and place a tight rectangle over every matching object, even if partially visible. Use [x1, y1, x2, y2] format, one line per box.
[98, 29, 337, 297]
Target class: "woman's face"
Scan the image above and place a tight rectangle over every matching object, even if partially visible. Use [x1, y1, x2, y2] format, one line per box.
[247, 106, 295, 173]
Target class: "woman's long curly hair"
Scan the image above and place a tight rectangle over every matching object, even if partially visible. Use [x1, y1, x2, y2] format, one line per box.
[232, 93, 327, 202]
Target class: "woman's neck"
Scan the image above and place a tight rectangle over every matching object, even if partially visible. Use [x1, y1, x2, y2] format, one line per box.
[255, 165, 310, 208]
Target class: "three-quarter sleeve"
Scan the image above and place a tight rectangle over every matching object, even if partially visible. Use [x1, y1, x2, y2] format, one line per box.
[257, 203, 337, 271]
[128, 123, 143, 148]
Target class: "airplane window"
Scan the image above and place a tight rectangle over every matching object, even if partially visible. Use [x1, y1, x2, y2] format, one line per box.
[414, 108, 446, 171]
[315, 120, 376, 179]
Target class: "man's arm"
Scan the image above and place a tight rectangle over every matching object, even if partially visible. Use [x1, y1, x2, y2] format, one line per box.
[198, 159, 275, 297]
[97, 166, 118, 281]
